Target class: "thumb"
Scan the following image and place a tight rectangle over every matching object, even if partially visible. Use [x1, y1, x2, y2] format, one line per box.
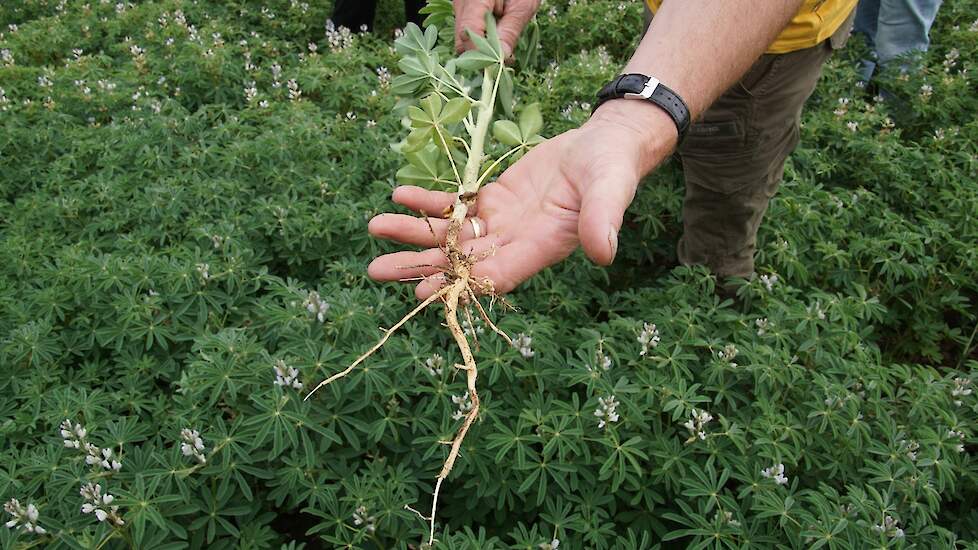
[495, 0, 539, 58]
[577, 164, 639, 266]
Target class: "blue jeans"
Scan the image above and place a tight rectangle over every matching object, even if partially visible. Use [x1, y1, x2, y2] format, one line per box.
[853, 0, 943, 80]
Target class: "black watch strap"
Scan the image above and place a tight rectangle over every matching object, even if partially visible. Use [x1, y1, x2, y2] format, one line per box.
[593, 73, 691, 144]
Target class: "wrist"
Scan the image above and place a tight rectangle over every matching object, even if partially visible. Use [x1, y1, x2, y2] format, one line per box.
[586, 100, 678, 175]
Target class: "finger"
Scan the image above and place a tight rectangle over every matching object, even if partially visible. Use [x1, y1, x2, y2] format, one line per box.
[455, 0, 490, 52]
[493, 0, 505, 16]
[495, 0, 539, 58]
[368, 213, 487, 247]
[577, 164, 639, 266]
[453, 0, 465, 52]
[368, 248, 448, 282]
[369, 234, 503, 283]
[414, 234, 568, 299]
[392, 186, 477, 217]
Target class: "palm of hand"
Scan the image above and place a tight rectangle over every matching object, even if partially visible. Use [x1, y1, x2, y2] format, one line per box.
[368, 124, 644, 299]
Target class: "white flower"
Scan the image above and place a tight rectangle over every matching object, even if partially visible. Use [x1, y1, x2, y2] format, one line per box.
[594, 350, 612, 371]
[352, 505, 376, 533]
[594, 395, 620, 429]
[79, 483, 124, 526]
[682, 408, 713, 442]
[376, 66, 391, 88]
[273, 359, 303, 390]
[423, 354, 444, 376]
[1, 49, 14, 66]
[463, 317, 484, 339]
[872, 515, 904, 538]
[760, 463, 788, 485]
[540, 538, 560, 550]
[512, 332, 533, 358]
[60, 419, 86, 448]
[846, 121, 858, 132]
[759, 273, 778, 291]
[716, 344, 738, 366]
[919, 83, 933, 100]
[287, 79, 301, 101]
[755, 318, 769, 336]
[952, 377, 972, 406]
[195, 262, 210, 281]
[712, 510, 740, 527]
[451, 393, 473, 420]
[808, 300, 826, 320]
[303, 290, 330, 323]
[325, 20, 355, 51]
[638, 322, 660, 356]
[61, 420, 121, 471]
[900, 439, 920, 462]
[4, 499, 47, 535]
[180, 428, 207, 464]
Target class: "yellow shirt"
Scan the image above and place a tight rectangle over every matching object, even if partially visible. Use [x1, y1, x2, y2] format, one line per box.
[645, 0, 858, 54]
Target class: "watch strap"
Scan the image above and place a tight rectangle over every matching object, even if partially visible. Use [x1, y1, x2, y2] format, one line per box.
[593, 73, 691, 144]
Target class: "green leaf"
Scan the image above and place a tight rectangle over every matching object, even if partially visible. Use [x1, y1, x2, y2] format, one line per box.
[493, 120, 522, 146]
[397, 56, 426, 76]
[484, 11, 503, 57]
[519, 103, 543, 137]
[468, 28, 500, 60]
[396, 165, 436, 185]
[405, 146, 441, 176]
[420, 93, 443, 118]
[455, 49, 497, 72]
[395, 23, 430, 56]
[403, 127, 433, 152]
[407, 106, 432, 127]
[424, 24, 438, 50]
[390, 73, 426, 95]
[498, 67, 514, 118]
[440, 97, 470, 125]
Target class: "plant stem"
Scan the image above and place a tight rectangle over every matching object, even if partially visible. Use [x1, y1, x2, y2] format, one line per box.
[459, 65, 500, 195]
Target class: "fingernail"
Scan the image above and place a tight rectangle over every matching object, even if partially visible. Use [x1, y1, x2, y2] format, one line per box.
[608, 229, 619, 260]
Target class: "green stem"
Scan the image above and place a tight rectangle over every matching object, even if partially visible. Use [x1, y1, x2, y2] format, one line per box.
[434, 125, 463, 188]
[460, 64, 503, 194]
[958, 319, 978, 370]
[476, 145, 523, 187]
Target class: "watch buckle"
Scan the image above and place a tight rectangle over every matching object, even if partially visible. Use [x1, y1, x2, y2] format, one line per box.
[624, 76, 660, 100]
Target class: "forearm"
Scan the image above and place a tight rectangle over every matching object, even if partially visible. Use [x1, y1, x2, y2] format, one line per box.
[591, 0, 804, 171]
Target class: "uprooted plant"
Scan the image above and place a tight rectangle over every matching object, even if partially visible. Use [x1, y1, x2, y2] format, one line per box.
[304, 15, 544, 546]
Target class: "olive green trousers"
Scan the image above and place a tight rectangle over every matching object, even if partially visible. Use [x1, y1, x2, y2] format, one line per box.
[656, 11, 854, 280]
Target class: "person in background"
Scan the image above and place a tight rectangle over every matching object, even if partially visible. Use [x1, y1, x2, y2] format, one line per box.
[366, 1, 859, 300]
[331, 0, 426, 32]
[853, 0, 944, 82]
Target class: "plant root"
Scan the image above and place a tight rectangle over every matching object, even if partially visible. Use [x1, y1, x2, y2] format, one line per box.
[306, 194, 511, 548]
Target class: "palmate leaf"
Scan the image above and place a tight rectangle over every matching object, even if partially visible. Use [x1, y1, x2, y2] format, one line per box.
[394, 23, 438, 57]
[492, 120, 522, 146]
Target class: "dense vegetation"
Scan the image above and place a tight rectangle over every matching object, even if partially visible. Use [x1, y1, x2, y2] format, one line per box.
[1, 0, 977, 548]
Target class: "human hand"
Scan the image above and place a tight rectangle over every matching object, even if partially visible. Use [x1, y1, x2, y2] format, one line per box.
[367, 102, 678, 299]
[453, 0, 541, 58]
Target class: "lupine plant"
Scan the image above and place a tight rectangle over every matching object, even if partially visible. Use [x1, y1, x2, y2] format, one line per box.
[304, 15, 545, 545]
[1, 0, 977, 549]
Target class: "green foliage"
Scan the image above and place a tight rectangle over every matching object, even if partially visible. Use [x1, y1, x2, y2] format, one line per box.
[1, 1, 977, 549]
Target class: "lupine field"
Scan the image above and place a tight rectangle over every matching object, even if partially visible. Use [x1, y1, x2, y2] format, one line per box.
[2, 0, 978, 548]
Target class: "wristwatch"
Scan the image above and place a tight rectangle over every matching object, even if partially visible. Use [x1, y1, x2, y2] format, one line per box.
[593, 74, 691, 144]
